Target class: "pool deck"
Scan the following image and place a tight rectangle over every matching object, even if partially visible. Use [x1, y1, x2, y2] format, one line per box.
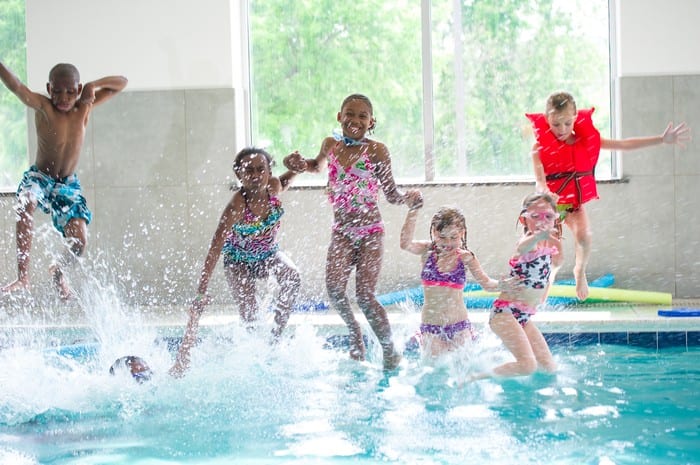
[2, 300, 700, 331]
[2, 299, 700, 348]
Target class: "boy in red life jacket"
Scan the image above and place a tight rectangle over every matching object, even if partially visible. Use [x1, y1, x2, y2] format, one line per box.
[528, 91, 690, 301]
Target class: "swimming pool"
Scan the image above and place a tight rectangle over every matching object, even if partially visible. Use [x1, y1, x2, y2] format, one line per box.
[0, 322, 698, 465]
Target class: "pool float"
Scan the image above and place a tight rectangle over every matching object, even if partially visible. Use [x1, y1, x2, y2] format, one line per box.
[465, 285, 672, 306]
[373, 274, 615, 309]
[657, 308, 700, 317]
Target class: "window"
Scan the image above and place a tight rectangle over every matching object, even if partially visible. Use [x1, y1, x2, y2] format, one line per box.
[0, 0, 28, 191]
[248, 0, 611, 183]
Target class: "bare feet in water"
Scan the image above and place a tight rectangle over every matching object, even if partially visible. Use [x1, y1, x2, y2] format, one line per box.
[382, 350, 402, 371]
[50, 265, 74, 301]
[1, 279, 30, 295]
[348, 331, 366, 361]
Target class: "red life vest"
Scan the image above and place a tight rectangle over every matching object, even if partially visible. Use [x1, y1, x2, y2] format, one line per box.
[526, 108, 601, 209]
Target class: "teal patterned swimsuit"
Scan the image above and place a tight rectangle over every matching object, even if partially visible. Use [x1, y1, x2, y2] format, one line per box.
[222, 192, 284, 265]
[17, 165, 92, 236]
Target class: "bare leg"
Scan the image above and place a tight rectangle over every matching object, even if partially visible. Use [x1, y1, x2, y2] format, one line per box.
[524, 321, 556, 372]
[2, 198, 36, 294]
[49, 218, 87, 300]
[564, 208, 592, 300]
[488, 312, 538, 377]
[326, 232, 365, 361]
[269, 252, 301, 339]
[225, 263, 258, 329]
[355, 232, 401, 370]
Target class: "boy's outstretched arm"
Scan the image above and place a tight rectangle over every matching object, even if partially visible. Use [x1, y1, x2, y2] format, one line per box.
[80, 75, 128, 106]
[0, 61, 47, 110]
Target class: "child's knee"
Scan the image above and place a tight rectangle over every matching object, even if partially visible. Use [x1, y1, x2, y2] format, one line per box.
[519, 356, 538, 375]
[326, 284, 347, 302]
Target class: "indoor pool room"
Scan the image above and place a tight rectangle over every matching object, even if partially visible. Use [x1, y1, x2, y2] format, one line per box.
[1, 1, 699, 464]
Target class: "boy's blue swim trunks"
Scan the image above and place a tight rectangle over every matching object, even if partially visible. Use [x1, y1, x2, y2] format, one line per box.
[16, 165, 92, 236]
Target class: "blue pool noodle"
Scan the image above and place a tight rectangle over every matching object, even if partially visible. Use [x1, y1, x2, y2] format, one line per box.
[657, 308, 700, 317]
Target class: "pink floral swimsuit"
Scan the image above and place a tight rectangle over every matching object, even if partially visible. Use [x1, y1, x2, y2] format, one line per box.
[327, 143, 384, 242]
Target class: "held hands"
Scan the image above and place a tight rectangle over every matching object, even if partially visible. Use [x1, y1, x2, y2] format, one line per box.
[404, 189, 424, 210]
[494, 275, 524, 293]
[284, 151, 307, 173]
[661, 122, 691, 148]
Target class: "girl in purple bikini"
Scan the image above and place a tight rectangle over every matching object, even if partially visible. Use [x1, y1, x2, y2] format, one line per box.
[400, 205, 512, 358]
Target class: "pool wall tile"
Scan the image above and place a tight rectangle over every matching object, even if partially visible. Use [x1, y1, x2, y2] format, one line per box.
[544, 333, 570, 346]
[628, 332, 658, 348]
[657, 332, 687, 348]
[570, 333, 600, 346]
[687, 331, 700, 347]
[600, 332, 629, 345]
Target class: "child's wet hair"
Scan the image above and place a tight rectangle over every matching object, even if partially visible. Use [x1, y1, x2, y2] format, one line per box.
[341, 93, 373, 114]
[518, 192, 559, 234]
[49, 63, 80, 83]
[429, 206, 468, 249]
[109, 355, 152, 383]
[521, 192, 558, 212]
[546, 91, 577, 115]
[233, 147, 274, 172]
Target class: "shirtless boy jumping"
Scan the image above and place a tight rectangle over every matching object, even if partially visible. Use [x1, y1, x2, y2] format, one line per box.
[0, 61, 127, 299]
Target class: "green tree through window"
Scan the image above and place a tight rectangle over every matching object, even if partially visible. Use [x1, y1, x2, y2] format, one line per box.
[249, 0, 611, 182]
[0, 0, 27, 191]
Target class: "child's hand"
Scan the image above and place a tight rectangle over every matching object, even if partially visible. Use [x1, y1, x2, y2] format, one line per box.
[405, 189, 424, 210]
[284, 151, 307, 173]
[545, 230, 562, 247]
[661, 122, 691, 148]
[494, 275, 523, 293]
[79, 83, 96, 105]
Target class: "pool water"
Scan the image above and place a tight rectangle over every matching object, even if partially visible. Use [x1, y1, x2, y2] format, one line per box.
[0, 324, 698, 465]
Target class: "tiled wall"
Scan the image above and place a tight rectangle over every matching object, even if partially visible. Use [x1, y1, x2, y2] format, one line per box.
[0, 75, 698, 307]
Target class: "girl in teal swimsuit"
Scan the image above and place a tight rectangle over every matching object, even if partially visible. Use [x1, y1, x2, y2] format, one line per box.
[170, 147, 301, 377]
[400, 205, 510, 358]
[284, 94, 423, 370]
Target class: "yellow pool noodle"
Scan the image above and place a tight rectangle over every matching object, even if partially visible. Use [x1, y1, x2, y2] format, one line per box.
[465, 285, 672, 305]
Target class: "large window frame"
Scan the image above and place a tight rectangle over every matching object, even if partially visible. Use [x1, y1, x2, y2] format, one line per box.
[244, 0, 618, 184]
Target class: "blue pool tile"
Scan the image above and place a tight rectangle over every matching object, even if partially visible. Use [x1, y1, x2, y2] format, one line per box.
[687, 331, 700, 347]
[628, 332, 657, 348]
[600, 332, 628, 345]
[544, 333, 570, 346]
[569, 332, 600, 346]
[657, 332, 687, 349]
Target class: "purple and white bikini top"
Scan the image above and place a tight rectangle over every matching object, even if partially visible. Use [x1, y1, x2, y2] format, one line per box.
[421, 250, 466, 290]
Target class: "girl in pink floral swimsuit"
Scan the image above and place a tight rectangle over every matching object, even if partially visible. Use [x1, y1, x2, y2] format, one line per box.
[284, 94, 423, 370]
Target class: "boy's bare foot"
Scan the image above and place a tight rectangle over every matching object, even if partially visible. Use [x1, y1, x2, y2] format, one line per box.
[574, 266, 589, 300]
[1, 279, 30, 295]
[383, 350, 402, 371]
[49, 265, 74, 301]
[348, 332, 366, 361]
